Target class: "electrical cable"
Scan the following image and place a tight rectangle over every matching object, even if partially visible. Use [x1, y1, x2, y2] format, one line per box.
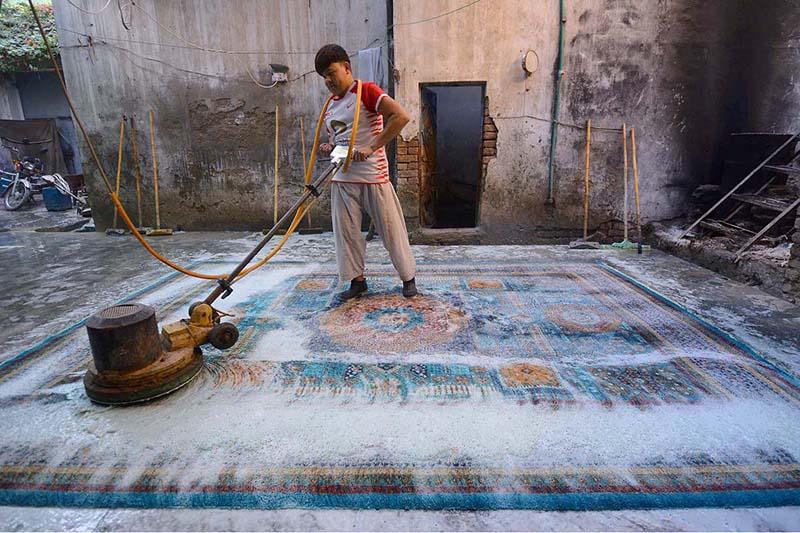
[389, 0, 483, 28]
[117, 0, 133, 30]
[494, 114, 624, 132]
[62, 0, 112, 15]
[64, 39, 317, 86]
[57, 26, 316, 55]
[128, 2, 289, 88]
[57, 0, 486, 83]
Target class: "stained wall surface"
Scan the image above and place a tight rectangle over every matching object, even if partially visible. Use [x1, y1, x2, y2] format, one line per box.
[52, 0, 388, 230]
[52, 0, 800, 238]
[393, 0, 800, 241]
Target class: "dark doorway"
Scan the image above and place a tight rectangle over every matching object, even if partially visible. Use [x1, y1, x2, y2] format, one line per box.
[419, 83, 484, 228]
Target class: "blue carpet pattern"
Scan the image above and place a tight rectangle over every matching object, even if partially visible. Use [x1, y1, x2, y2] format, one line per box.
[0, 260, 798, 510]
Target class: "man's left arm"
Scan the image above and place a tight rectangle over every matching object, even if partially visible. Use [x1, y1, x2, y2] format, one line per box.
[352, 95, 410, 161]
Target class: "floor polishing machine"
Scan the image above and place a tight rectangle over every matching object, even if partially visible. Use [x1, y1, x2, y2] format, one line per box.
[83, 146, 350, 405]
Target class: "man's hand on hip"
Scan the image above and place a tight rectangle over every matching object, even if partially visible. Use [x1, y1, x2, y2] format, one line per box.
[352, 147, 374, 162]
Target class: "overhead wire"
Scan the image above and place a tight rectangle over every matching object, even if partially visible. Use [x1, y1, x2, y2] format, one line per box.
[495, 114, 624, 132]
[62, 0, 113, 15]
[389, 0, 484, 28]
[57, 27, 316, 55]
[63, 38, 317, 85]
[61, 0, 482, 89]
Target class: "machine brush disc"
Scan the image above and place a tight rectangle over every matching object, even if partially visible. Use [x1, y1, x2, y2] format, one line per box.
[84, 303, 203, 405]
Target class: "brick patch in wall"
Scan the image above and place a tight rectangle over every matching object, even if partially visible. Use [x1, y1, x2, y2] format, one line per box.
[482, 96, 497, 178]
[395, 136, 420, 181]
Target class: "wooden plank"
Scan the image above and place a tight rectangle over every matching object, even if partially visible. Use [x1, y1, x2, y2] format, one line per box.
[764, 164, 800, 174]
[730, 193, 793, 212]
[678, 133, 800, 240]
[735, 196, 800, 259]
[699, 219, 755, 238]
[722, 176, 776, 222]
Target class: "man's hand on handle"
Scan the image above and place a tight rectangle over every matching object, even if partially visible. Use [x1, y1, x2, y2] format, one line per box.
[320, 143, 374, 162]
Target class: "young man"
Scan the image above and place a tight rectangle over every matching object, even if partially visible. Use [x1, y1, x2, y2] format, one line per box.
[315, 44, 418, 299]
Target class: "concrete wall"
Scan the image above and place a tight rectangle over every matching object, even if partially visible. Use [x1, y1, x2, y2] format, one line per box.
[52, 0, 388, 230]
[0, 76, 24, 120]
[15, 71, 71, 119]
[53, 0, 800, 237]
[14, 71, 82, 174]
[393, 0, 800, 243]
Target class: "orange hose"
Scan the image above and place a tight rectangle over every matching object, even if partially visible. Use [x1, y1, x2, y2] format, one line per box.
[236, 81, 362, 280]
[343, 80, 362, 173]
[111, 194, 224, 279]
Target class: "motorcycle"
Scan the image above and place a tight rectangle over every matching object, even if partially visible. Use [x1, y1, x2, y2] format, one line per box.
[0, 144, 46, 210]
[0, 144, 91, 216]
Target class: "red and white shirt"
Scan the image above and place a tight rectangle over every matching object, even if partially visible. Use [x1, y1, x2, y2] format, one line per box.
[325, 80, 389, 184]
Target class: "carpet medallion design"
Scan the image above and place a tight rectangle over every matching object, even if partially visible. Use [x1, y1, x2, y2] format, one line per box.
[0, 260, 798, 510]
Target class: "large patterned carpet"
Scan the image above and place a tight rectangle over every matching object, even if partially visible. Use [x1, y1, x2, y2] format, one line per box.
[0, 260, 798, 510]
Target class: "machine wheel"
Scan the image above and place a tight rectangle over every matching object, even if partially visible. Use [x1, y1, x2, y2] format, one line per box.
[4, 181, 31, 210]
[208, 322, 239, 350]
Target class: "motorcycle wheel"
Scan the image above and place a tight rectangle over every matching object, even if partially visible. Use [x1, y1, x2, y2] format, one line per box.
[4, 180, 31, 210]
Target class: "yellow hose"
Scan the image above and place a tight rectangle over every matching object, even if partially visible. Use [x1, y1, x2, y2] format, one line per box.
[234, 80, 363, 280]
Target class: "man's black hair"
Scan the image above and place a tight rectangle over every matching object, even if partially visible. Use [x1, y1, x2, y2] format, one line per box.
[315, 44, 350, 75]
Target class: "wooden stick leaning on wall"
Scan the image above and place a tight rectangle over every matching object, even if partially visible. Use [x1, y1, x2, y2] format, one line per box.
[622, 122, 628, 242]
[300, 116, 311, 227]
[631, 127, 643, 254]
[568, 119, 600, 249]
[105, 118, 127, 235]
[146, 110, 173, 236]
[274, 104, 280, 227]
[583, 119, 591, 241]
[130, 116, 144, 230]
[612, 122, 639, 249]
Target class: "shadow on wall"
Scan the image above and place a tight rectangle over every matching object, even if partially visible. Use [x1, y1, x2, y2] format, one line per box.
[563, 0, 800, 212]
[679, 0, 799, 188]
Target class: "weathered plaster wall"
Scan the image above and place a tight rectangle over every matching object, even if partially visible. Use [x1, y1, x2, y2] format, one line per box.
[0, 76, 24, 120]
[393, 0, 800, 243]
[53, 0, 800, 237]
[52, 0, 387, 230]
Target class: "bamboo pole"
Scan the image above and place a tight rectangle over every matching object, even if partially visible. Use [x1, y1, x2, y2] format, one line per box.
[130, 116, 143, 229]
[149, 110, 161, 230]
[622, 122, 628, 242]
[300, 116, 311, 227]
[274, 104, 279, 226]
[631, 127, 642, 248]
[583, 119, 591, 241]
[112, 118, 125, 229]
[146, 110, 172, 235]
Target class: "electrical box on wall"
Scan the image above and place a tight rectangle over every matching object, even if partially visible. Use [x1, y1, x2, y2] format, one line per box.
[270, 64, 289, 83]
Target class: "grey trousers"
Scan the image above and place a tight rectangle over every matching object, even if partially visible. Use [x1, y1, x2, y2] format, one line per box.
[331, 181, 416, 283]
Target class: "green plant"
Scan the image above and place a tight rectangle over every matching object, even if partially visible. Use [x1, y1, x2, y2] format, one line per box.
[0, 2, 59, 73]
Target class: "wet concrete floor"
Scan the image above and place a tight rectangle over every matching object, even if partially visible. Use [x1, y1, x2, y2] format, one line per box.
[0, 225, 798, 530]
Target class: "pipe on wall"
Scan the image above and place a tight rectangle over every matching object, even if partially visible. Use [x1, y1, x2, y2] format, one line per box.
[546, 0, 565, 205]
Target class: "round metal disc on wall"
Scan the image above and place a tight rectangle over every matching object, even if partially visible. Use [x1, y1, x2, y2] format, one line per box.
[522, 49, 539, 75]
[84, 303, 204, 405]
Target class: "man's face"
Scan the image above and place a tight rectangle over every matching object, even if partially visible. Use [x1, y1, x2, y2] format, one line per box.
[322, 61, 352, 97]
